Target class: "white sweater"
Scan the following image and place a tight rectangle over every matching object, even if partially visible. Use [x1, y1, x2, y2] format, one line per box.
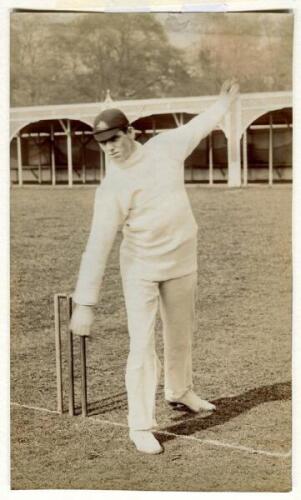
[73, 94, 231, 305]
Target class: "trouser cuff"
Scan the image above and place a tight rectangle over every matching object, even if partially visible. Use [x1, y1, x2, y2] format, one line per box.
[165, 385, 193, 402]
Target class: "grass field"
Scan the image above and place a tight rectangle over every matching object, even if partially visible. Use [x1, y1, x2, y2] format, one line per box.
[10, 185, 292, 491]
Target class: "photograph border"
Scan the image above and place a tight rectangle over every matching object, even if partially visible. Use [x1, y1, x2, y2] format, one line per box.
[1, 1, 301, 499]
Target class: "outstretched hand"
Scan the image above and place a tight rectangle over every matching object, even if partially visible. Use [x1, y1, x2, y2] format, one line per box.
[69, 304, 94, 336]
[220, 79, 239, 104]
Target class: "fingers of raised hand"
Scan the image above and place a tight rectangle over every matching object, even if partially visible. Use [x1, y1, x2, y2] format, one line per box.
[221, 78, 239, 96]
[229, 79, 239, 95]
[220, 80, 229, 94]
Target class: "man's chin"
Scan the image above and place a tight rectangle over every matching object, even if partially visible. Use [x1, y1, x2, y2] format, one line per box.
[111, 153, 132, 164]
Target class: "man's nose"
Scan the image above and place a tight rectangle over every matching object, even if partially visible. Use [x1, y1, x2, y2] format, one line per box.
[106, 141, 115, 151]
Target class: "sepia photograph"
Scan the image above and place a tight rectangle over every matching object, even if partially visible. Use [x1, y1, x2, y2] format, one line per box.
[9, 8, 293, 492]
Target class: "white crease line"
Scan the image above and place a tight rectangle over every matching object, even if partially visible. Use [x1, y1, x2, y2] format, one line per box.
[88, 415, 128, 428]
[11, 402, 291, 459]
[11, 402, 59, 414]
[154, 430, 292, 459]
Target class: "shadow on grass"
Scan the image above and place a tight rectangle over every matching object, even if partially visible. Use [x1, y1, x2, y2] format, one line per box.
[87, 391, 128, 416]
[155, 380, 291, 444]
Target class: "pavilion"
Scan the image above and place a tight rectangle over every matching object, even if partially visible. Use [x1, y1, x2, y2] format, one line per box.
[10, 90, 292, 187]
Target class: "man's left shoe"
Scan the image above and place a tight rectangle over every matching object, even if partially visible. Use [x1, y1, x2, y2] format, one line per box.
[167, 390, 216, 412]
[129, 430, 163, 454]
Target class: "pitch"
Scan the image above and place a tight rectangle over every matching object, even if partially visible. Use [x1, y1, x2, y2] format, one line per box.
[10, 185, 291, 491]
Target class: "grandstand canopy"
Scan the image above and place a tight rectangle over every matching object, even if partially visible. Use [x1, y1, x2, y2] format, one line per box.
[253, 108, 292, 126]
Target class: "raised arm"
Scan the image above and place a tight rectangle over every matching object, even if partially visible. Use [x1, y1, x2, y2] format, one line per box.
[152, 80, 239, 161]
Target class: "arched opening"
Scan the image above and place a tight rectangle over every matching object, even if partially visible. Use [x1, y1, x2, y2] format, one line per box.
[10, 119, 105, 186]
[240, 107, 292, 185]
[132, 113, 228, 184]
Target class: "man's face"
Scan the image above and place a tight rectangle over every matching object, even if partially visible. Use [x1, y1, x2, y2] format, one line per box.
[97, 130, 135, 163]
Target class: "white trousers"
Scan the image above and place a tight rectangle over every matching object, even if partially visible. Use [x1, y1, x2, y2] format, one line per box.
[121, 271, 197, 431]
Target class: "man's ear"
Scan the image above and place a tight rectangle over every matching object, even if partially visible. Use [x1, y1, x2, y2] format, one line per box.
[127, 126, 136, 140]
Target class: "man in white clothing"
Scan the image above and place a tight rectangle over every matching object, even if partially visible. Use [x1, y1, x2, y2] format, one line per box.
[70, 80, 239, 454]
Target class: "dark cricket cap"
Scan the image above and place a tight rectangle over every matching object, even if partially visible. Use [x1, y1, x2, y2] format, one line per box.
[92, 108, 130, 142]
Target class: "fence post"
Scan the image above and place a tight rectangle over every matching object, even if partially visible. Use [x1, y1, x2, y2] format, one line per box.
[209, 132, 213, 186]
[227, 99, 241, 187]
[269, 114, 273, 186]
[38, 133, 42, 184]
[51, 124, 56, 186]
[16, 133, 23, 186]
[242, 130, 248, 186]
[67, 119, 73, 187]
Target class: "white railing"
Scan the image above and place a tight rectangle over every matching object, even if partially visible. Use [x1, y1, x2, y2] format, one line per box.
[10, 91, 292, 187]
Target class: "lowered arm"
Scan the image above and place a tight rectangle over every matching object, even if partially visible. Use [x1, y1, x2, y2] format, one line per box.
[73, 182, 125, 306]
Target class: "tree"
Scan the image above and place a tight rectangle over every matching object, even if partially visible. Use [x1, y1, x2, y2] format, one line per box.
[10, 12, 194, 106]
[10, 13, 76, 105]
[10, 11, 292, 107]
[64, 13, 194, 101]
[189, 12, 293, 93]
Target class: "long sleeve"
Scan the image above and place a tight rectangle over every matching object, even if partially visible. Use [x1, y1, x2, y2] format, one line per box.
[151, 93, 231, 162]
[73, 183, 125, 305]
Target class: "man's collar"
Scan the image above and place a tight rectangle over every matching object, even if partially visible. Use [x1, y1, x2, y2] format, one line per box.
[109, 141, 144, 169]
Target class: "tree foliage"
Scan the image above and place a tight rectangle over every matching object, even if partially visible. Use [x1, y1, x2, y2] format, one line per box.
[10, 13, 193, 106]
[180, 13, 293, 94]
[10, 12, 293, 107]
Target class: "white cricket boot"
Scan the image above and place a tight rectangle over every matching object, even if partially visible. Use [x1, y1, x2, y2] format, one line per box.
[167, 390, 216, 412]
[129, 430, 163, 455]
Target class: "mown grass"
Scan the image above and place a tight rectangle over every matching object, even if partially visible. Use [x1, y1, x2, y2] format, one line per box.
[11, 185, 291, 491]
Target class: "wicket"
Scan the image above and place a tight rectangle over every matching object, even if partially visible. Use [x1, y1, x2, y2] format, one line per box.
[54, 293, 88, 417]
